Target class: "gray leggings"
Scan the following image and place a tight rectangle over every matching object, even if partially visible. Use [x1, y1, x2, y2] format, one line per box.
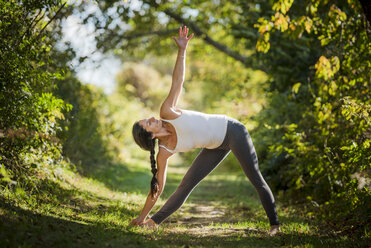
[151, 118, 280, 226]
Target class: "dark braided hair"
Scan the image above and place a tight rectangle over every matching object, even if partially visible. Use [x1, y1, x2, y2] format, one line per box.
[132, 121, 159, 197]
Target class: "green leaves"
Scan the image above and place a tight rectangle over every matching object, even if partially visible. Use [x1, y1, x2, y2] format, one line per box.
[0, 164, 13, 183]
[292, 82, 301, 94]
[340, 97, 370, 123]
[256, 32, 270, 53]
[272, 0, 294, 14]
[0, 0, 69, 194]
[314, 56, 340, 81]
[252, 0, 371, 231]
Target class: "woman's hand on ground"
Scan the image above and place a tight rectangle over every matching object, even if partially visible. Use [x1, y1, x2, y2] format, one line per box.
[172, 26, 194, 50]
[129, 216, 145, 226]
[141, 219, 158, 229]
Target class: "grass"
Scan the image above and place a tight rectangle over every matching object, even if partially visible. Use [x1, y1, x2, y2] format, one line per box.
[0, 154, 369, 247]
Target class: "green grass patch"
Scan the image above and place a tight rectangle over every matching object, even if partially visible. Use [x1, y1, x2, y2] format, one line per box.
[1, 156, 369, 247]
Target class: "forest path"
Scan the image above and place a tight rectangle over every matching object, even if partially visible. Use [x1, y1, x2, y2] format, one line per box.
[0, 156, 366, 247]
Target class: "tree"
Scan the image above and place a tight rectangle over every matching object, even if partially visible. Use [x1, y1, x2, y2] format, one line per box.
[253, 0, 370, 232]
[0, 0, 70, 191]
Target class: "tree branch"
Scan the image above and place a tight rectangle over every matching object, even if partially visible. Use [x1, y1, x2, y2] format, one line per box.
[30, 11, 46, 33]
[142, 1, 267, 72]
[35, 2, 66, 41]
[19, 10, 44, 45]
[118, 28, 178, 40]
[162, 9, 258, 68]
[100, 1, 267, 72]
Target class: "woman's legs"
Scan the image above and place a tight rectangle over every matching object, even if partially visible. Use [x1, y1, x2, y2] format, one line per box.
[227, 120, 280, 226]
[151, 119, 279, 226]
[151, 148, 230, 224]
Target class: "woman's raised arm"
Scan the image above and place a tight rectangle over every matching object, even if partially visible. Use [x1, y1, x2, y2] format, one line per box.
[160, 26, 194, 119]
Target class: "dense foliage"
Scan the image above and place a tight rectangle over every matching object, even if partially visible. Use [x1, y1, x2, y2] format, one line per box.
[253, 0, 370, 231]
[55, 76, 115, 174]
[0, 0, 70, 192]
[0, 0, 153, 197]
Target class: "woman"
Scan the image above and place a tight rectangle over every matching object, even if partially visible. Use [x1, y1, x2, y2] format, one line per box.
[130, 26, 281, 235]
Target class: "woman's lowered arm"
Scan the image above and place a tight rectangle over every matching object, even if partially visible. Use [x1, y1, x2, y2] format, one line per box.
[129, 149, 171, 226]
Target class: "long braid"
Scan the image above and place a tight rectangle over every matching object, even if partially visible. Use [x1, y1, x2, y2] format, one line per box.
[150, 138, 159, 197]
[132, 121, 160, 197]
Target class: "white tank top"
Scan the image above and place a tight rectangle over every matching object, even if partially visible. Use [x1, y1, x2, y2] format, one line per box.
[159, 109, 228, 153]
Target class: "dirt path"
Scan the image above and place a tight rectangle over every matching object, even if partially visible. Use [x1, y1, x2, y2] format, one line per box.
[160, 162, 272, 237]
[167, 202, 267, 237]
[1, 160, 366, 247]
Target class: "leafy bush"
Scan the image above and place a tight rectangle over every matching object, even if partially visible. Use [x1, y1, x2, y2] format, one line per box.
[54, 75, 117, 174]
[253, 0, 370, 232]
[116, 62, 172, 111]
[0, 0, 70, 192]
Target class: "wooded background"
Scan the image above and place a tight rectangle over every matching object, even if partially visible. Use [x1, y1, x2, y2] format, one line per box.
[1, 0, 370, 242]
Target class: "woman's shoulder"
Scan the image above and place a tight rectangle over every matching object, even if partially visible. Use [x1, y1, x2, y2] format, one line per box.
[160, 105, 182, 120]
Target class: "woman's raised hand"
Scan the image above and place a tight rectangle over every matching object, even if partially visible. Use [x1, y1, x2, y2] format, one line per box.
[172, 26, 194, 50]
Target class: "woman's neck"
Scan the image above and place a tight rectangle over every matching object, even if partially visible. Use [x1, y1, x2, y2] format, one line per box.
[158, 122, 176, 147]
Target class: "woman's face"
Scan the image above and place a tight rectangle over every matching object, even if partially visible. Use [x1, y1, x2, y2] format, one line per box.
[138, 117, 162, 134]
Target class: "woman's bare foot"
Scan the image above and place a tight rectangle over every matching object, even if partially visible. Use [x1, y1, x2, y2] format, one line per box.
[269, 225, 281, 236]
[141, 219, 158, 229]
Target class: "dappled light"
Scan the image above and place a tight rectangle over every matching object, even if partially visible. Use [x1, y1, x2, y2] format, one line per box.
[1, 0, 369, 247]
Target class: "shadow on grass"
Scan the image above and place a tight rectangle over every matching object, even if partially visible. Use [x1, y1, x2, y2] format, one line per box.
[76, 158, 314, 230]
[2, 195, 366, 248]
[0, 196, 152, 248]
[1, 174, 368, 248]
[157, 229, 368, 248]
[47, 157, 369, 248]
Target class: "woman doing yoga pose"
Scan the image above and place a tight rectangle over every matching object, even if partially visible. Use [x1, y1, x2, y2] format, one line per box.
[130, 26, 280, 235]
